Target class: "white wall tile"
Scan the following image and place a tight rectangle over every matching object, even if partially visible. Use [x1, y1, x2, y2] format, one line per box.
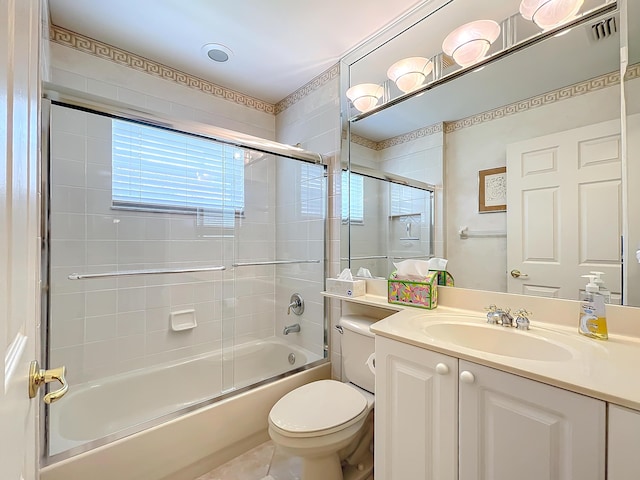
[85, 314, 117, 342]
[47, 44, 335, 383]
[117, 311, 146, 336]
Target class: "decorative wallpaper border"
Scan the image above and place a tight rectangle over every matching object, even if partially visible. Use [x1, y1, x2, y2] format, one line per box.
[348, 122, 443, 151]
[351, 64, 638, 150]
[625, 63, 640, 82]
[275, 63, 340, 115]
[350, 133, 378, 150]
[377, 122, 443, 150]
[51, 25, 336, 115]
[443, 66, 632, 133]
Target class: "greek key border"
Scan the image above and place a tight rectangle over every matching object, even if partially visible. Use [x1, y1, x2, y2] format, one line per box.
[352, 64, 637, 150]
[443, 66, 634, 133]
[275, 63, 340, 114]
[50, 25, 337, 115]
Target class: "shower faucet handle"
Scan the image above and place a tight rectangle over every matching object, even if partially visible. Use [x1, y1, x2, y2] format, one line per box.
[287, 293, 304, 315]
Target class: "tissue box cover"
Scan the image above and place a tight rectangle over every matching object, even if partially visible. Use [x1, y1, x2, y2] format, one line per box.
[431, 270, 454, 287]
[326, 278, 366, 297]
[388, 271, 437, 309]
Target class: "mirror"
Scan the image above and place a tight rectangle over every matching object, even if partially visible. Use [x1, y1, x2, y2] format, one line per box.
[625, 0, 640, 306]
[341, 0, 640, 305]
[340, 169, 436, 278]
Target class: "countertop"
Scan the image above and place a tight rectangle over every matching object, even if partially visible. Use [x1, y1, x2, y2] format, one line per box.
[369, 304, 640, 411]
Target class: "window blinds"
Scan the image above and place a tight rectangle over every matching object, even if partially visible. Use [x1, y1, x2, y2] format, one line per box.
[342, 172, 364, 223]
[112, 119, 244, 225]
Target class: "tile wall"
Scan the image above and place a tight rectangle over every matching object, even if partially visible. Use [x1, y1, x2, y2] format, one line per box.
[275, 73, 342, 378]
[48, 105, 279, 384]
[49, 37, 342, 381]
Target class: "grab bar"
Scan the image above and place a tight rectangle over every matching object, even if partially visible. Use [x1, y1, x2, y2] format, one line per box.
[232, 260, 321, 267]
[68, 265, 226, 280]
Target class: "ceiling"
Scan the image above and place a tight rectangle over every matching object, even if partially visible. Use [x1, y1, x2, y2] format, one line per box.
[48, 0, 427, 104]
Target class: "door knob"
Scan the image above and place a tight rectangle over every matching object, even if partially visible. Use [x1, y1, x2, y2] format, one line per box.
[510, 269, 529, 279]
[28, 360, 68, 404]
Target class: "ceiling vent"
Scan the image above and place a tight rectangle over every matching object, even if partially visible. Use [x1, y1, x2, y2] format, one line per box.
[590, 16, 617, 42]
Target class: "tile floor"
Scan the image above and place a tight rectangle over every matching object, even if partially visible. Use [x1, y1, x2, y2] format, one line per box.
[195, 440, 374, 480]
[195, 441, 302, 480]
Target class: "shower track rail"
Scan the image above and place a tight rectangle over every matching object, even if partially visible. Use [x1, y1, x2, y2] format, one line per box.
[232, 260, 321, 267]
[68, 265, 226, 280]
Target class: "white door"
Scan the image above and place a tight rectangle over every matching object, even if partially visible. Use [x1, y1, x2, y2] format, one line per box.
[375, 336, 458, 480]
[458, 361, 606, 480]
[506, 119, 622, 301]
[1, 0, 42, 479]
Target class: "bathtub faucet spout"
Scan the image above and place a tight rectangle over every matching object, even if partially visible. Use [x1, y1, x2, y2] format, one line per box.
[283, 323, 301, 335]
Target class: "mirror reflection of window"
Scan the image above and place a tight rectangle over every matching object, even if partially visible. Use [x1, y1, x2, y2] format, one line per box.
[342, 173, 364, 224]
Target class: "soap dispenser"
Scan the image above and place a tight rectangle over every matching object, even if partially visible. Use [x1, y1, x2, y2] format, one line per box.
[578, 274, 608, 340]
[590, 271, 611, 304]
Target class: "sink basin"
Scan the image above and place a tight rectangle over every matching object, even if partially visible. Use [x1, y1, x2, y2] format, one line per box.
[421, 321, 575, 361]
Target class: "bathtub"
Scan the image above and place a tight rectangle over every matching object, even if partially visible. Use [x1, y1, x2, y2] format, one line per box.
[42, 338, 329, 480]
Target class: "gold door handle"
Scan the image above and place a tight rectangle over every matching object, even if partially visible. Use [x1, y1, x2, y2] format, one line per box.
[29, 360, 68, 404]
[510, 269, 529, 279]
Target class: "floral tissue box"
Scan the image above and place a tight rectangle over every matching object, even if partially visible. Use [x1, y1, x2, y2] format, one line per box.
[388, 271, 438, 309]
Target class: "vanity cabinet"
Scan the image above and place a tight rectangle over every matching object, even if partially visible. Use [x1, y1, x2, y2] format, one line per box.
[608, 404, 640, 479]
[458, 360, 606, 480]
[375, 336, 458, 480]
[375, 336, 607, 480]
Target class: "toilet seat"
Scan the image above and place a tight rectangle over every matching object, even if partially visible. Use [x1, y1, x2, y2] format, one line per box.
[269, 380, 368, 438]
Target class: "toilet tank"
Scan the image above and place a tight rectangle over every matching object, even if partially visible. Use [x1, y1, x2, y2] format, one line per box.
[339, 315, 376, 393]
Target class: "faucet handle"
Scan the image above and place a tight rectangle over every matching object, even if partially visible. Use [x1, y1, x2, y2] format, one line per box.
[485, 304, 501, 324]
[514, 309, 532, 330]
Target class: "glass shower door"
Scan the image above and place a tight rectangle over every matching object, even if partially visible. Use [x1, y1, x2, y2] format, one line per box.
[46, 104, 230, 457]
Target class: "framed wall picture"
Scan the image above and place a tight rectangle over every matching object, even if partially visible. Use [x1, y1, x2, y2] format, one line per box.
[479, 167, 507, 213]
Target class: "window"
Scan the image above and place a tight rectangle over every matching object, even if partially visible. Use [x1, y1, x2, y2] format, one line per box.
[300, 163, 325, 218]
[112, 119, 244, 226]
[342, 172, 364, 224]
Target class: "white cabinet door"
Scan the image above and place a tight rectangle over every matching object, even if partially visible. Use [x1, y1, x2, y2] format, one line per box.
[458, 360, 606, 480]
[608, 404, 640, 480]
[375, 336, 458, 480]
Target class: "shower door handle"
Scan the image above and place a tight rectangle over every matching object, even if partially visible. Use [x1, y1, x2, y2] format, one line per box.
[28, 360, 69, 404]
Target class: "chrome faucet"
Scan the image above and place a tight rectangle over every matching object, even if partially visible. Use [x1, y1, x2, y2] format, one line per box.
[485, 304, 501, 324]
[485, 305, 531, 329]
[283, 323, 301, 335]
[500, 308, 514, 327]
[514, 309, 532, 330]
[287, 293, 304, 315]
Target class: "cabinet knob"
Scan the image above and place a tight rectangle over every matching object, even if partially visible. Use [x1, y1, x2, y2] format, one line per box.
[460, 370, 475, 384]
[435, 363, 449, 375]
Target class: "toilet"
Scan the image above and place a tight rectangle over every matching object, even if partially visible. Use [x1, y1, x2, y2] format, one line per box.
[268, 315, 376, 480]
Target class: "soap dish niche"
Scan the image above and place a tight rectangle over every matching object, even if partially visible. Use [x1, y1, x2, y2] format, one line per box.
[170, 309, 197, 331]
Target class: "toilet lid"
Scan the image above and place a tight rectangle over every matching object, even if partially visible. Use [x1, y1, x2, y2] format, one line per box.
[269, 380, 367, 435]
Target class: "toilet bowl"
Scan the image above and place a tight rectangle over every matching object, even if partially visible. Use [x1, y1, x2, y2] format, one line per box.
[268, 315, 376, 480]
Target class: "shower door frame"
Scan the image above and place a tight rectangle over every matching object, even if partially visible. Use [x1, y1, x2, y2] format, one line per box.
[40, 87, 331, 465]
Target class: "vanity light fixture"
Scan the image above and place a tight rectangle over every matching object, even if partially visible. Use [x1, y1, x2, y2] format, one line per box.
[442, 20, 501, 68]
[519, 0, 584, 30]
[386, 57, 434, 93]
[346, 83, 384, 113]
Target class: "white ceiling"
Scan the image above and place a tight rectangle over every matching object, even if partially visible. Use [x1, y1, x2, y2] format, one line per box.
[48, 0, 427, 104]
